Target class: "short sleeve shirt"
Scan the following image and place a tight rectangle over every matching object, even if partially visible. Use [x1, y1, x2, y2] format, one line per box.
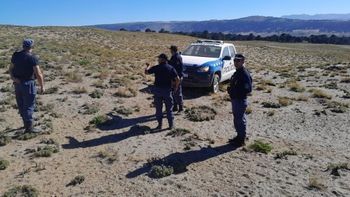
[148, 63, 178, 88]
[11, 50, 39, 80]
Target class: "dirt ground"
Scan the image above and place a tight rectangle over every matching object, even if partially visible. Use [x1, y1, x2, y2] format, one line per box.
[0, 26, 350, 197]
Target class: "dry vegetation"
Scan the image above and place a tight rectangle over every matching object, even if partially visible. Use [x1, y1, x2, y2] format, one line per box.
[0, 26, 350, 196]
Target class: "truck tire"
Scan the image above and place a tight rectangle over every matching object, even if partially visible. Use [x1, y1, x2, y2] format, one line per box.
[211, 74, 220, 93]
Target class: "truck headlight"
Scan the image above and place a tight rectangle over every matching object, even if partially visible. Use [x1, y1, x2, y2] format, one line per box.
[198, 66, 210, 72]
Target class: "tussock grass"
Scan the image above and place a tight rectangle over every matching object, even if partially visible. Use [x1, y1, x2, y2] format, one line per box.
[340, 77, 350, 83]
[67, 175, 85, 187]
[72, 86, 87, 94]
[166, 128, 191, 137]
[310, 89, 332, 99]
[278, 97, 293, 107]
[65, 71, 83, 83]
[262, 101, 281, 108]
[114, 106, 133, 116]
[80, 103, 100, 115]
[308, 176, 327, 191]
[185, 106, 217, 122]
[89, 89, 104, 98]
[288, 82, 305, 92]
[97, 149, 119, 164]
[114, 87, 137, 98]
[274, 150, 297, 159]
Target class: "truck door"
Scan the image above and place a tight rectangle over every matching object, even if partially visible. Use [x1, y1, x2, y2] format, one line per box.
[221, 47, 234, 81]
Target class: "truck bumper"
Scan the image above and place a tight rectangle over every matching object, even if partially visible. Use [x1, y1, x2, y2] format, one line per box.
[182, 72, 213, 87]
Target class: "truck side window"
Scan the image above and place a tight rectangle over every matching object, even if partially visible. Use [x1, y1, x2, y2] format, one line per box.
[222, 47, 230, 58]
[229, 46, 235, 57]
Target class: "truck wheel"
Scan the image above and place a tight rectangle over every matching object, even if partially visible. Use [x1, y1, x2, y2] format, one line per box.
[211, 74, 220, 93]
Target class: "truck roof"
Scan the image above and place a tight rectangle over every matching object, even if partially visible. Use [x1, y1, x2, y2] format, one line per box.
[191, 39, 234, 47]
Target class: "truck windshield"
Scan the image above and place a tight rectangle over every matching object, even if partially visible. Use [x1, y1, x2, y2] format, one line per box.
[182, 45, 221, 58]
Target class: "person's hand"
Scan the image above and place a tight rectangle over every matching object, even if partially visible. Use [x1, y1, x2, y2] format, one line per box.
[40, 86, 45, 94]
[146, 63, 150, 67]
[12, 78, 20, 84]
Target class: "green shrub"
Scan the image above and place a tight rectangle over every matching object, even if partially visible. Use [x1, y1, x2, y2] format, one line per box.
[262, 102, 281, 108]
[89, 115, 112, 126]
[34, 145, 59, 157]
[185, 106, 217, 122]
[0, 158, 10, 170]
[0, 135, 11, 146]
[89, 89, 104, 98]
[248, 140, 273, 154]
[166, 128, 191, 137]
[148, 165, 174, 178]
[2, 185, 39, 197]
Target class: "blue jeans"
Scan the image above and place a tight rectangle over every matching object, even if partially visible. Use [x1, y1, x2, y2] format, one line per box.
[153, 87, 174, 127]
[15, 80, 36, 126]
[231, 99, 248, 139]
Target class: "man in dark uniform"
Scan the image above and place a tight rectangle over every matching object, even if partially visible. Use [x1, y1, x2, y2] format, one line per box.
[227, 54, 252, 146]
[145, 54, 180, 130]
[168, 45, 184, 112]
[9, 39, 45, 133]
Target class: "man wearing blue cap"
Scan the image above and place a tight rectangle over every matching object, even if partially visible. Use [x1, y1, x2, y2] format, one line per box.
[9, 39, 45, 133]
[227, 54, 252, 146]
[145, 54, 180, 130]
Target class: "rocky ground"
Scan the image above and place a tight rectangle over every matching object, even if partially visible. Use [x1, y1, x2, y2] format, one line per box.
[0, 26, 349, 196]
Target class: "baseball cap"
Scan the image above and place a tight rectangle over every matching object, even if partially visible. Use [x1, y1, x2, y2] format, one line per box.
[234, 53, 245, 60]
[23, 39, 34, 48]
[157, 53, 168, 60]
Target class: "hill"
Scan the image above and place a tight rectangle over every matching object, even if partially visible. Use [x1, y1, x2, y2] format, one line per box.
[282, 13, 350, 21]
[91, 16, 350, 35]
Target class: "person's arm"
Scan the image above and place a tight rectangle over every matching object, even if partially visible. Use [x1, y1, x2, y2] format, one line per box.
[145, 63, 156, 75]
[9, 63, 20, 84]
[34, 65, 45, 94]
[172, 76, 180, 92]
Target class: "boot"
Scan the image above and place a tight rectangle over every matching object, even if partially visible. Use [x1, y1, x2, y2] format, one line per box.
[168, 121, 174, 130]
[24, 121, 41, 133]
[178, 104, 184, 113]
[173, 104, 178, 112]
[155, 121, 162, 131]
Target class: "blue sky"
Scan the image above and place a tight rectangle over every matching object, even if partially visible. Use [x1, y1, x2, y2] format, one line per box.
[0, 0, 349, 26]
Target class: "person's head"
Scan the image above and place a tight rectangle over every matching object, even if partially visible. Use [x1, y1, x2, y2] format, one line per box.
[169, 45, 178, 55]
[158, 53, 168, 64]
[22, 39, 34, 51]
[234, 53, 245, 68]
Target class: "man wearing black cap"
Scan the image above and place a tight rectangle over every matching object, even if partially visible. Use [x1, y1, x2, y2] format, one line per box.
[227, 54, 252, 146]
[145, 54, 180, 130]
[9, 39, 45, 133]
[169, 45, 184, 112]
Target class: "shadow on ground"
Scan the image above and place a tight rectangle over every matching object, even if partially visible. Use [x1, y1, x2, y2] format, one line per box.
[126, 143, 239, 178]
[62, 114, 166, 149]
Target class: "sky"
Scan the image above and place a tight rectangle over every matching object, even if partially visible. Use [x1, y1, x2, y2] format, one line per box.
[0, 0, 349, 26]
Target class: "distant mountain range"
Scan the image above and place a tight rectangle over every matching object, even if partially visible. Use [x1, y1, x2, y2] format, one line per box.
[282, 13, 350, 21]
[91, 15, 350, 36]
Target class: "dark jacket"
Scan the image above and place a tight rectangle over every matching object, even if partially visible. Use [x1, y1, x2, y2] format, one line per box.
[169, 53, 183, 78]
[11, 50, 39, 80]
[228, 66, 252, 99]
[147, 63, 178, 89]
